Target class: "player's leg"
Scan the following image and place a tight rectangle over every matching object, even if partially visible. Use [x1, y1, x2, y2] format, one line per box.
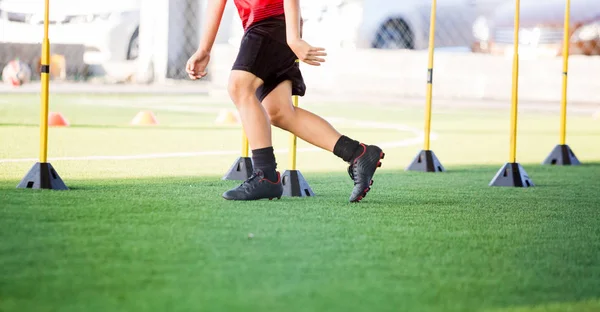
[222, 70, 283, 201]
[228, 71, 279, 185]
[228, 70, 271, 150]
[221, 27, 283, 201]
[261, 80, 385, 203]
[262, 80, 340, 151]
[228, 69, 280, 182]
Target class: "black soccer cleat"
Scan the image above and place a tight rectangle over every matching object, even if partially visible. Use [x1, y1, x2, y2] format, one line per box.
[348, 144, 385, 203]
[222, 170, 283, 201]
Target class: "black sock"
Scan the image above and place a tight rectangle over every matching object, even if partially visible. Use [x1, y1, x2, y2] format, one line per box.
[252, 147, 278, 182]
[333, 135, 363, 163]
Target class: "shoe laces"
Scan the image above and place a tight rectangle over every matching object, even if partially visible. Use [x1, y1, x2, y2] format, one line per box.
[240, 171, 263, 188]
[347, 165, 355, 180]
[347, 146, 365, 182]
[348, 163, 362, 186]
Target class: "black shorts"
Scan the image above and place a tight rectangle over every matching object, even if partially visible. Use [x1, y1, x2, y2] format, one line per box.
[232, 16, 306, 102]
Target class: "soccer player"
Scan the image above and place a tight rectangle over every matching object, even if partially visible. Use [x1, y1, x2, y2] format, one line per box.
[186, 0, 385, 203]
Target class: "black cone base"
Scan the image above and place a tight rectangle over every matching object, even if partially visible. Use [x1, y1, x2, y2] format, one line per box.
[542, 144, 581, 166]
[222, 157, 253, 181]
[281, 170, 314, 198]
[406, 150, 445, 172]
[489, 162, 534, 187]
[17, 162, 68, 190]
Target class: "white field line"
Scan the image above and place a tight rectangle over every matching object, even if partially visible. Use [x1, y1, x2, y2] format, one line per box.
[73, 99, 227, 114]
[0, 106, 437, 163]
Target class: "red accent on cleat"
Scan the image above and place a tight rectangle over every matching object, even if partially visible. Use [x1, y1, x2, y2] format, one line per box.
[261, 172, 282, 184]
[353, 144, 367, 164]
[380, 152, 385, 159]
[377, 161, 382, 167]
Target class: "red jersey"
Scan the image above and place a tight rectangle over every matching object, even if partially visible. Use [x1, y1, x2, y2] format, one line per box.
[234, 0, 285, 30]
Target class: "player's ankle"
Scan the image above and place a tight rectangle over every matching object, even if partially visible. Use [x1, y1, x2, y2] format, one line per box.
[252, 147, 278, 182]
[261, 169, 279, 183]
[350, 144, 366, 163]
[333, 135, 361, 163]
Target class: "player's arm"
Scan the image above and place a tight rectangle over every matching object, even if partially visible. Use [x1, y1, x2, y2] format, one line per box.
[197, 0, 228, 53]
[187, 0, 227, 79]
[283, 0, 327, 66]
[283, 0, 302, 43]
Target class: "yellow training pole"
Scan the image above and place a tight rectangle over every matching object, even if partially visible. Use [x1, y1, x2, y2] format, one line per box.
[223, 128, 251, 180]
[16, 0, 68, 190]
[39, 0, 51, 163]
[241, 131, 249, 157]
[281, 59, 314, 197]
[489, 0, 534, 186]
[288, 95, 298, 170]
[508, 0, 521, 163]
[287, 59, 300, 171]
[541, 0, 579, 165]
[405, 0, 445, 172]
[559, 0, 571, 145]
[423, 0, 437, 151]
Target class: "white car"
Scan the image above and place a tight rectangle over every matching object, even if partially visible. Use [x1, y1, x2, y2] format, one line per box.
[0, 0, 140, 64]
[356, 0, 480, 50]
[296, 0, 507, 50]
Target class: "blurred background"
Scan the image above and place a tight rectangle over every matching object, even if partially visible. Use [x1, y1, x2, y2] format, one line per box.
[1, 0, 599, 103]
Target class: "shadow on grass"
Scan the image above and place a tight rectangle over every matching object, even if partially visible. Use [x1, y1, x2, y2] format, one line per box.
[1, 163, 599, 311]
[442, 162, 600, 173]
[578, 162, 600, 167]
[61, 186, 89, 191]
[1, 167, 599, 312]
[1, 185, 89, 192]
[1, 163, 599, 208]
[490, 299, 600, 312]
[412, 162, 600, 188]
[0, 173, 464, 207]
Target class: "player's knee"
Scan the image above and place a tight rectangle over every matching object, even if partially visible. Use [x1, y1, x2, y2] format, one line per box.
[266, 106, 292, 128]
[266, 107, 283, 127]
[228, 82, 251, 104]
[228, 73, 259, 105]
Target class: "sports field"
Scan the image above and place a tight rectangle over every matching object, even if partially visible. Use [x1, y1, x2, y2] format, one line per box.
[1, 94, 600, 311]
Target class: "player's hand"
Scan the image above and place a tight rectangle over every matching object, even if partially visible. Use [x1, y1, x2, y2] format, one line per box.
[186, 50, 210, 80]
[287, 39, 327, 66]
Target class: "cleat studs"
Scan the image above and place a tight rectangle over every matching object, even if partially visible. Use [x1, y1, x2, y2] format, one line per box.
[377, 161, 382, 167]
[380, 152, 385, 159]
[370, 180, 374, 186]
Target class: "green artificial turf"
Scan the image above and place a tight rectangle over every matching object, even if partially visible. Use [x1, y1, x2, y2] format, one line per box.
[1, 94, 599, 311]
